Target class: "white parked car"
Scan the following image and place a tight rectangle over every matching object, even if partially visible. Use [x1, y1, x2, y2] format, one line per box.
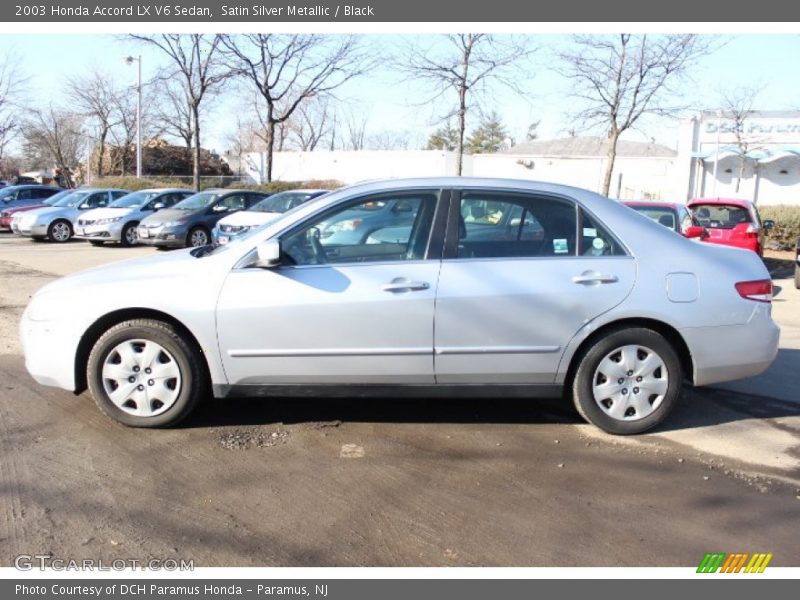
[20, 178, 779, 434]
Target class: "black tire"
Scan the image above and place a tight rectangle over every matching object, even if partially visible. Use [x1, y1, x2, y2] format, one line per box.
[47, 219, 72, 243]
[187, 226, 210, 248]
[571, 327, 682, 435]
[87, 319, 206, 428]
[90, 241, 105, 247]
[120, 222, 139, 247]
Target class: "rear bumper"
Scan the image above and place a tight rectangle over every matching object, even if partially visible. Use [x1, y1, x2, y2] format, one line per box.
[681, 306, 780, 386]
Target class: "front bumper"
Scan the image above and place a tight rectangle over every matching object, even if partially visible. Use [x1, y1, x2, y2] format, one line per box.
[74, 221, 124, 242]
[16, 221, 48, 237]
[20, 308, 78, 391]
[682, 304, 780, 386]
[137, 225, 188, 247]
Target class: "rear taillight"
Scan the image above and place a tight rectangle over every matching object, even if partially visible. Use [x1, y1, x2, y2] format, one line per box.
[735, 279, 772, 303]
[745, 224, 759, 236]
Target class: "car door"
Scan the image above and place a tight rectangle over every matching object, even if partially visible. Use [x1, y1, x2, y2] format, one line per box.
[433, 190, 636, 384]
[216, 189, 446, 386]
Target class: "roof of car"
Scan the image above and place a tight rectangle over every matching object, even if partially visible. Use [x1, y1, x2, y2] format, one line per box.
[688, 197, 754, 208]
[622, 201, 683, 209]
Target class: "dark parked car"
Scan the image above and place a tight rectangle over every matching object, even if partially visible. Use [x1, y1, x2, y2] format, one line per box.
[137, 189, 268, 248]
[0, 184, 63, 217]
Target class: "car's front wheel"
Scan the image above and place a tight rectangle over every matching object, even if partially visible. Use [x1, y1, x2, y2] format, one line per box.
[120, 222, 138, 247]
[187, 226, 209, 248]
[571, 327, 682, 435]
[87, 319, 206, 427]
[48, 219, 72, 243]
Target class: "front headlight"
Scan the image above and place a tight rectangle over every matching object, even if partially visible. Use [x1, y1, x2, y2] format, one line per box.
[26, 291, 66, 322]
[96, 217, 123, 225]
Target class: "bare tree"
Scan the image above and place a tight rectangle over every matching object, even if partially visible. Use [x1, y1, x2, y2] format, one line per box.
[22, 106, 87, 188]
[129, 34, 230, 190]
[289, 97, 333, 151]
[153, 78, 195, 163]
[220, 34, 372, 182]
[367, 130, 413, 151]
[66, 69, 123, 179]
[559, 34, 709, 196]
[0, 52, 28, 171]
[720, 85, 764, 193]
[342, 111, 368, 150]
[400, 34, 532, 175]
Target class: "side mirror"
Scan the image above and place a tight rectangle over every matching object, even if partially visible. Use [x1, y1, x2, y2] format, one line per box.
[255, 239, 281, 268]
[684, 226, 706, 239]
[152, 202, 165, 211]
[763, 219, 775, 231]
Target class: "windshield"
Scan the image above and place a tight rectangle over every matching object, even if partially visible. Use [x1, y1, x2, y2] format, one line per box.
[53, 191, 92, 207]
[174, 192, 218, 210]
[110, 191, 159, 208]
[42, 190, 72, 205]
[690, 204, 752, 229]
[629, 206, 677, 230]
[252, 191, 315, 213]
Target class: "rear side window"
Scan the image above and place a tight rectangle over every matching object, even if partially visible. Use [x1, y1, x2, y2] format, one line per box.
[691, 204, 752, 229]
[111, 191, 128, 200]
[34, 188, 57, 199]
[579, 209, 626, 256]
[456, 192, 577, 258]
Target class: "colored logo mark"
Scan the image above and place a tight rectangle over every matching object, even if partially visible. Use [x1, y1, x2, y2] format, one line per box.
[697, 552, 773, 573]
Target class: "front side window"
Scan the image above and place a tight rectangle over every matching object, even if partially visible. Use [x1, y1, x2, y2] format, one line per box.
[85, 192, 108, 208]
[218, 194, 248, 211]
[456, 192, 576, 258]
[282, 192, 438, 266]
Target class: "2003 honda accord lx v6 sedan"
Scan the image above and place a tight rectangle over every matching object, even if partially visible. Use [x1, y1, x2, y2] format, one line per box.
[20, 178, 779, 434]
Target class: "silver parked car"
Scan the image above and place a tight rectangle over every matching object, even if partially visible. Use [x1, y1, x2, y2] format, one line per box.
[20, 178, 779, 434]
[74, 188, 194, 246]
[15, 188, 130, 242]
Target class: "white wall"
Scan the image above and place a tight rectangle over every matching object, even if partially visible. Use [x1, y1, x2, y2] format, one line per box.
[245, 149, 677, 200]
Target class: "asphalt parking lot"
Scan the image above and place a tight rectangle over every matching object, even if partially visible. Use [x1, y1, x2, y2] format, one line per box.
[1, 233, 799, 567]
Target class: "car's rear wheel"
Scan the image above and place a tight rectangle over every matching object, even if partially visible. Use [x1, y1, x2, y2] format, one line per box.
[120, 222, 138, 247]
[48, 219, 72, 243]
[87, 319, 206, 427]
[187, 226, 209, 248]
[571, 327, 682, 435]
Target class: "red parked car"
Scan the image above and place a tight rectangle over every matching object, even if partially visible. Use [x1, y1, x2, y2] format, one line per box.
[686, 197, 774, 256]
[0, 189, 73, 232]
[622, 201, 699, 236]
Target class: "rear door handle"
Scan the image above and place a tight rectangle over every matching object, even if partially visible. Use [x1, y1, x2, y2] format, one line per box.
[382, 279, 430, 293]
[572, 273, 619, 285]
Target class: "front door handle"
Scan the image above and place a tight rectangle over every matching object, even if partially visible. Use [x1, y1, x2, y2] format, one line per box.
[572, 272, 619, 285]
[382, 278, 430, 293]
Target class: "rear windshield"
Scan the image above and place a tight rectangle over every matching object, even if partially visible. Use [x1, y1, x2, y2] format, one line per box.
[690, 204, 752, 229]
[629, 206, 678, 230]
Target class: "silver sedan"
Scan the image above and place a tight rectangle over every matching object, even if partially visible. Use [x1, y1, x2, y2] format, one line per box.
[20, 178, 779, 434]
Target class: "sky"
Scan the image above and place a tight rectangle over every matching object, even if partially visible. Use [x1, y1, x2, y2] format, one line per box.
[1, 33, 800, 156]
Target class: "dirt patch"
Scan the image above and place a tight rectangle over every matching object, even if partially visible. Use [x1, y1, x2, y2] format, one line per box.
[211, 426, 290, 450]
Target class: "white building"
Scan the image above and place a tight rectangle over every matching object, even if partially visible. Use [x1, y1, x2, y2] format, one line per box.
[680, 110, 800, 205]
